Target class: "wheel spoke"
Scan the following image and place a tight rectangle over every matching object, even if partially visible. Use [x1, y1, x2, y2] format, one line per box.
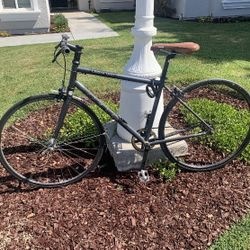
[160, 80, 250, 170]
[58, 132, 105, 146]
[59, 142, 97, 158]
[5, 125, 47, 148]
[58, 149, 85, 173]
[0, 95, 104, 188]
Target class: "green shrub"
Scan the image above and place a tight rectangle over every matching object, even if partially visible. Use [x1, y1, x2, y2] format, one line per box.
[0, 31, 11, 37]
[181, 99, 250, 163]
[196, 15, 250, 23]
[197, 16, 214, 23]
[51, 14, 69, 33]
[60, 101, 119, 146]
[153, 160, 179, 181]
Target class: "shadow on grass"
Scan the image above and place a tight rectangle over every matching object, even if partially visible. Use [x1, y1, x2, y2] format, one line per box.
[89, 44, 133, 57]
[98, 12, 250, 63]
[96, 11, 135, 24]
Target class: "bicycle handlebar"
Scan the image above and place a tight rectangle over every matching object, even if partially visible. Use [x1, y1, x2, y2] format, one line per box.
[52, 35, 82, 63]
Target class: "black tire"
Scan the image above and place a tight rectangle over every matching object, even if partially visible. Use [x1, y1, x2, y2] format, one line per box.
[0, 94, 105, 188]
[159, 79, 250, 171]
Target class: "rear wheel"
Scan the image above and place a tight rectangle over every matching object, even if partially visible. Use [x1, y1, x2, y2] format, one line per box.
[159, 79, 250, 171]
[0, 94, 105, 188]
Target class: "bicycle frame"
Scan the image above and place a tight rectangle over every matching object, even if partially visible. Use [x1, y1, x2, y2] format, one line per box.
[53, 45, 210, 149]
[74, 74, 160, 147]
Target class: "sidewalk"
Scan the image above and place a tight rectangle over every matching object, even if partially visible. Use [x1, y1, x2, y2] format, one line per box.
[0, 12, 118, 48]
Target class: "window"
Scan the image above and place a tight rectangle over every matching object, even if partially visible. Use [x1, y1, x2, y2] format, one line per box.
[222, 0, 250, 9]
[2, 0, 31, 8]
[2, 0, 15, 8]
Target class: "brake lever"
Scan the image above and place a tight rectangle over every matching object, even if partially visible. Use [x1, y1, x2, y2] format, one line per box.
[52, 34, 71, 63]
[52, 49, 62, 63]
[54, 33, 69, 50]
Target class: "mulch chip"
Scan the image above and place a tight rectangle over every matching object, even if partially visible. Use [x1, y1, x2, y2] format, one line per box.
[0, 160, 249, 249]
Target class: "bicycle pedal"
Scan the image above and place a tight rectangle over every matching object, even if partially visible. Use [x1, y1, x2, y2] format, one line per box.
[138, 170, 150, 183]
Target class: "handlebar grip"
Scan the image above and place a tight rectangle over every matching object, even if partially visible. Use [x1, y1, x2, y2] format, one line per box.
[62, 45, 70, 54]
[52, 35, 82, 63]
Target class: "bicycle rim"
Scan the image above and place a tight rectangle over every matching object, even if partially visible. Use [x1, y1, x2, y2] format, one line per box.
[0, 94, 105, 188]
[159, 79, 250, 171]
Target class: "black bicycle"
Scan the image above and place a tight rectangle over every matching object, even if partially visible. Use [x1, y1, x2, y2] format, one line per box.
[0, 35, 249, 188]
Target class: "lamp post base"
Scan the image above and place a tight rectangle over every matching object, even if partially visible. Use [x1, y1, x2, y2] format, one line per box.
[105, 121, 188, 172]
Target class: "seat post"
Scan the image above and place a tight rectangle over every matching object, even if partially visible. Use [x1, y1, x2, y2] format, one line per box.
[160, 53, 176, 84]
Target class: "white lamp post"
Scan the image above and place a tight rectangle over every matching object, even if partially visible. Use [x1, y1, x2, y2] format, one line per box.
[105, 0, 187, 172]
[117, 0, 164, 141]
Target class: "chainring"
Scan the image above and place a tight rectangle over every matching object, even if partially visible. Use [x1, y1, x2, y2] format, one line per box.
[131, 129, 156, 152]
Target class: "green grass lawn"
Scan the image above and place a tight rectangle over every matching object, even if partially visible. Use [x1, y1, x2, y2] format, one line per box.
[0, 12, 249, 116]
[0, 11, 249, 249]
[209, 214, 250, 250]
[97, 12, 250, 87]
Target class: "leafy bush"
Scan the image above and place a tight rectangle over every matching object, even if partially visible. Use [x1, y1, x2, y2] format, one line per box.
[0, 31, 11, 37]
[153, 160, 179, 181]
[51, 14, 69, 33]
[197, 16, 213, 23]
[197, 15, 250, 23]
[60, 102, 119, 146]
[181, 99, 250, 163]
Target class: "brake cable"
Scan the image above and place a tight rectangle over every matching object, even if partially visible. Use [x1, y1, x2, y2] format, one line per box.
[53, 46, 68, 89]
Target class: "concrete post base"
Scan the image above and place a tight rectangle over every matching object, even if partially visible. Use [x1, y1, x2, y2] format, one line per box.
[105, 121, 188, 171]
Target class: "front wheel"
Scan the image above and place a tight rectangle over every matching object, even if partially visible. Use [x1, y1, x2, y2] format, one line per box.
[0, 94, 105, 188]
[159, 79, 250, 171]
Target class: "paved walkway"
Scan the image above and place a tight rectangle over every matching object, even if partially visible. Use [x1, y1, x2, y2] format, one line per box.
[0, 12, 118, 47]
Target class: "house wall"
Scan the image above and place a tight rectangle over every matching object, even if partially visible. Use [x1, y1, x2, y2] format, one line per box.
[213, 0, 250, 17]
[169, 0, 250, 19]
[169, 0, 210, 19]
[0, 0, 50, 34]
[78, 0, 134, 12]
[77, 0, 90, 11]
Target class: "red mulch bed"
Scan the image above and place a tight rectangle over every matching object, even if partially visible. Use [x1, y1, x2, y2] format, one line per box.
[0, 161, 249, 249]
[0, 90, 249, 249]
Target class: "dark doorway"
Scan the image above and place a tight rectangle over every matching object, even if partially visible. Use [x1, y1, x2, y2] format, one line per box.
[50, 0, 68, 8]
[50, 0, 78, 9]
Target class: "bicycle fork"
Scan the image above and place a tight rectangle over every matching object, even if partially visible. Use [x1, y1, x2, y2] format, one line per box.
[49, 92, 73, 148]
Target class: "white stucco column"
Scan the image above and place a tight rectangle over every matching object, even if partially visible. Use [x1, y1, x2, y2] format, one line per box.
[117, 0, 164, 141]
[32, 0, 39, 11]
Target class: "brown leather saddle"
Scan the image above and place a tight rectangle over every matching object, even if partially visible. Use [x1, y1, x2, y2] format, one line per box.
[151, 42, 200, 54]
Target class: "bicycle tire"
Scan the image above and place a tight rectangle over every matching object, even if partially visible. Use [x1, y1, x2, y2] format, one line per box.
[0, 94, 106, 188]
[159, 79, 250, 171]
